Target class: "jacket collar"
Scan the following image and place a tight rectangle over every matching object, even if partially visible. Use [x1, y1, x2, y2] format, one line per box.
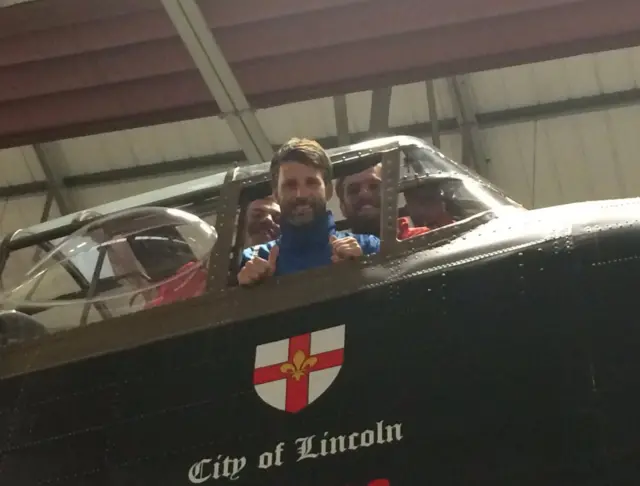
[278, 210, 336, 250]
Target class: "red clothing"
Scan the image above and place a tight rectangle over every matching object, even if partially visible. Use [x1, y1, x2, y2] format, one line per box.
[145, 261, 207, 309]
[145, 218, 427, 309]
[397, 217, 430, 240]
[431, 214, 455, 228]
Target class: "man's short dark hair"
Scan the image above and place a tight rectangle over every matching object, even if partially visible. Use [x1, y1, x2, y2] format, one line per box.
[270, 138, 332, 186]
[335, 162, 382, 203]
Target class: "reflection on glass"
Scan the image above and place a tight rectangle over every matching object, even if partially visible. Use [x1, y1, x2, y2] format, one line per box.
[49, 236, 116, 281]
[332, 136, 523, 237]
[392, 140, 523, 236]
[1, 207, 217, 336]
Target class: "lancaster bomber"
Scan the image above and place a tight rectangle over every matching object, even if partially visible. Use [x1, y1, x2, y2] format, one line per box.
[0, 135, 638, 485]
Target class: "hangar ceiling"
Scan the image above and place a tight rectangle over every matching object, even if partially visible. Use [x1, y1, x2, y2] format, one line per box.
[1, 0, 640, 148]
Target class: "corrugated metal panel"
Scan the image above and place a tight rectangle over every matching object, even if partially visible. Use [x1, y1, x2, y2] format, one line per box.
[390, 80, 455, 127]
[71, 166, 224, 208]
[430, 133, 462, 162]
[484, 104, 640, 209]
[471, 45, 640, 112]
[57, 117, 237, 176]
[0, 146, 44, 185]
[256, 97, 337, 141]
[345, 90, 373, 134]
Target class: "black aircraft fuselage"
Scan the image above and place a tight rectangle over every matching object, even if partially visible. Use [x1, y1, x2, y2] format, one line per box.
[0, 134, 639, 486]
[0, 196, 638, 486]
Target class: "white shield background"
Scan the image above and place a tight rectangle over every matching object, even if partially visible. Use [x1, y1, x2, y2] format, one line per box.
[253, 324, 346, 412]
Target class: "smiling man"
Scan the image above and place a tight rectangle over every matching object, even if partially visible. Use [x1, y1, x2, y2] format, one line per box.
[245, 196, 281, 247]
[336, 163, 431, 240]
[237, 138, 381, 286]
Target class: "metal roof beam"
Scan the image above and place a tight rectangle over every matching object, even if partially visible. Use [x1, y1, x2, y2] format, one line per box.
[160, 0, 273, 164]
[369, 87, 392, 134]
[447, 75, 489, 175]
[31, 191, 55, 262]
[333, 95, 351, 146]
[32, 142, 78, 215]
[425, 80, 440, 149]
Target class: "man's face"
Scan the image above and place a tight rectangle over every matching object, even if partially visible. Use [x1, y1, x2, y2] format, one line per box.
[404, 187, 448, 227]
[245, 197, 281, 245]
[339, 165, 382, 234]
[275, 162, 329, 226]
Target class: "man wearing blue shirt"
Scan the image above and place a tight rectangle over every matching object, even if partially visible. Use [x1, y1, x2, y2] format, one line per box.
[238, 138, 380, 286]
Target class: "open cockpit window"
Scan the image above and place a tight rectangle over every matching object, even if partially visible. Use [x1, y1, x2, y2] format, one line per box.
[395, 147, 522, 236]
[224, 137, 524, 289]
[0, 135, 524, 348]
[328, 137, 523, 245]
[1, 207, 217, 336]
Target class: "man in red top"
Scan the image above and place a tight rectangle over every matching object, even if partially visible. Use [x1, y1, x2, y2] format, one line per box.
[404, 184, 455, 230]
[336, 163, 430, 240]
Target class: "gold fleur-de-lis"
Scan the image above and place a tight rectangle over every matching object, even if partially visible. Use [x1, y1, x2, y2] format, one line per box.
[280, 350, 318, 380]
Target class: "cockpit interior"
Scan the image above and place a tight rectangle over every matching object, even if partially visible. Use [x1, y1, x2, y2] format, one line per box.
[0, 136, 524, 343]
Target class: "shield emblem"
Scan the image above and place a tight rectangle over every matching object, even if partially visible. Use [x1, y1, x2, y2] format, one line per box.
[253, 324, 345, 413]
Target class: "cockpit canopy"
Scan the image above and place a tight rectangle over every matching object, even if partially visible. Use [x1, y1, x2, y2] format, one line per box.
[0, 135, 524, 338]
[2, 207, 217, 329]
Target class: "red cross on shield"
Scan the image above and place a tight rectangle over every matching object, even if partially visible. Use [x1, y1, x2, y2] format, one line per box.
[253, 324, 345, 413]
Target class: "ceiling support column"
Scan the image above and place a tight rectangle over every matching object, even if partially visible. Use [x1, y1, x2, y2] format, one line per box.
[425, 80, 441, 149]
[333, 95, 351, 146]
[369, 87, 392, 134]
[447, 75, 489, 175]
[32, 143, 77, 216]
[161, 0, 273, 164]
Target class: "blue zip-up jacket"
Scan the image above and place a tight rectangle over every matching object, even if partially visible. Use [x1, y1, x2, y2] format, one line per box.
[240, 211, 380, 277]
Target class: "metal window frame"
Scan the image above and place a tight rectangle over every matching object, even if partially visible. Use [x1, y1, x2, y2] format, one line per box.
[0, 141, 508, 377]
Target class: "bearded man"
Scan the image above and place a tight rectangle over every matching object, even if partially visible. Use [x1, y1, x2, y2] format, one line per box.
[244, 196, 281, 247]
[237, 138, 380, 286]
[336, 163, 431, 240]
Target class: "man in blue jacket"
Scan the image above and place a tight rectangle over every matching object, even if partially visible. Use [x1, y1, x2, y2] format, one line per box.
[238, 138, 380, 286]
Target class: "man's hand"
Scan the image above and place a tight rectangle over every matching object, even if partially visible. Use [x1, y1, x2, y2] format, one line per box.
[238, 245, 279, 286]
[330, 235, 363, 263]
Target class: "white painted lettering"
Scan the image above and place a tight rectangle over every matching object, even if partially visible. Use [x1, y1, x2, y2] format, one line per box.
[348, 432, 359, 450]
[385, 422, 403, 442]
[188, 458, 212, 484]
[187, 455, 246, 483]
[296, 436, 319, 461]
[258, 451, 273, 470]
[376, 421, 386, 444]
[360, 429, 374, 447]
[187, 419, 404, 480]
[329, 434, 347, 454]
[273, 441, 285, 466]
[223, 456, 246, 481]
